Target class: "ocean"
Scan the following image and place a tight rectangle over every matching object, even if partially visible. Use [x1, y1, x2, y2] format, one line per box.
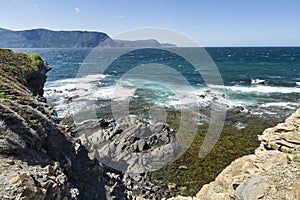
[15, 47, 299, 118]
[14, 47, 300, 195]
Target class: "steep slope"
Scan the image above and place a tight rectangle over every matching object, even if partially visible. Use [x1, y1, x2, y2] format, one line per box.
[0, 49, 127, 199]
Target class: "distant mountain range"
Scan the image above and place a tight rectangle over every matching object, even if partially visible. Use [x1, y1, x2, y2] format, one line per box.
[0, 28, 176, 48]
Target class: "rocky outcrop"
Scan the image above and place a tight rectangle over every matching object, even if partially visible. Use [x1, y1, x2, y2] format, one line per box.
[258, 108, 300, 153]
[195, 107, 300, 200]
[0, 49, 128, 199]
[0, 49, 180, 200]
[74, 116, 180, 199]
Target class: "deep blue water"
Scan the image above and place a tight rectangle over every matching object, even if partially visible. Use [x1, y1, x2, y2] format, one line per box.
[14, 47, 300, 118]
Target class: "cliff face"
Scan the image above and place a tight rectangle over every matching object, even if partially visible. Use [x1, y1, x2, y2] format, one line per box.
[0, 49, 126, 199]
[0, 49, 51, 96]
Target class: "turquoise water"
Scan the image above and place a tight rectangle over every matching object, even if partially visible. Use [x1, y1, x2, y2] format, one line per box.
[14, 47, 300, 118]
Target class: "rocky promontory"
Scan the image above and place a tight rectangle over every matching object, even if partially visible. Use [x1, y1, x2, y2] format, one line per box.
[0, 28, 176, 48]
[0, 49, 180, 200]
[0, 49, 131, 199]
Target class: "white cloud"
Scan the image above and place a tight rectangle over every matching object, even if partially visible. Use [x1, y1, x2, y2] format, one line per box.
[74, 7, 80, 14]
[114, 14, 125, 18]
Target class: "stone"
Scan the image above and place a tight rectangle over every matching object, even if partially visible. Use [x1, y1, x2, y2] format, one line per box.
[167, 182, 176, 191]
[70, 188, 80, 199]
[234, 176, 270, 200]
[42, 180, 60, 199]
[79, 134, 88, 146]
[7, 160, 15, 165]
[178, 165, 188, 170]
[44, 165, 55, 176]
[9, 174, 38, 199]
[137, 139, 148, 152]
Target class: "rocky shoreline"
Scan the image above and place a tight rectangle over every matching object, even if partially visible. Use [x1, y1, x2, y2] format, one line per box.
[0, 49, 299, 199]
[168, 108, 300, 200]
[0, 49, 129, 199]
[0, 49, 186, 199]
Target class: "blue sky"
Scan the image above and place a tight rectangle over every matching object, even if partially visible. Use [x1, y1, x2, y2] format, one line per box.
[0, 0, 300, 46]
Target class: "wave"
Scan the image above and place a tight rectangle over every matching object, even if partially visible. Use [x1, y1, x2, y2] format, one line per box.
[211, 84, 300, 94]
[260, 102, 299, 109]
[237, 78, 298, 87]
[251, 79, 265, 84]
[44, 73, 299, 119]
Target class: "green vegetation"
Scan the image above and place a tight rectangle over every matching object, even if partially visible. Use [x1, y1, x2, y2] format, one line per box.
[0, 49, 42, 84]
[149, 108, 282, 196]
[293, 156, 300, 163]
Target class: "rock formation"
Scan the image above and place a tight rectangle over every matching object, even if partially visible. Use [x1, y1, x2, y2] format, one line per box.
[1, 48, 299, 200]
[0, 48, 179, 200]
[0, 49, 128, 199]
[194, 108, 300, 200]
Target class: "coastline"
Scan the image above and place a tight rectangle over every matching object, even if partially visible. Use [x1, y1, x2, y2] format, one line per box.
[0, 49, 128, 199]
[0, 49, 299, 199]
[168, 107, 300, 200]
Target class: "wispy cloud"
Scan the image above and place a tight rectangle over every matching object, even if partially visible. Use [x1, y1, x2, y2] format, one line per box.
[114, 14, 125, 18]
[74, 7, 80, 14]
[34, 4, 38, 8]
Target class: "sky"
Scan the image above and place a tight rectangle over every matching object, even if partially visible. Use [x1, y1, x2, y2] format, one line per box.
[0, 0, 300, 46]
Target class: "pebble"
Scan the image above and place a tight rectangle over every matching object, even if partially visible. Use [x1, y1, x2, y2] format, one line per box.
[7, 160, 15, 165]
[178, 165, 188, 170]
[168, 182, 177, 191]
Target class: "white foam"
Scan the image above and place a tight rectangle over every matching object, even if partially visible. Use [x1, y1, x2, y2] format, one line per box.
[211, 85, 300, 94]
[44, 74, 109, 118]
[45, 74, 299, 119]
[251, 79, 265, 84]
[93, 85, 136, 101]
[260, 102, 299, 109]
[296, 82, 300, 86]
[166, 89, 233, 109]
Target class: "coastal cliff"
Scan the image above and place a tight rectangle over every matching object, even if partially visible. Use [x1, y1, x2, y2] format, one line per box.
[0, 49, 129, 199]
